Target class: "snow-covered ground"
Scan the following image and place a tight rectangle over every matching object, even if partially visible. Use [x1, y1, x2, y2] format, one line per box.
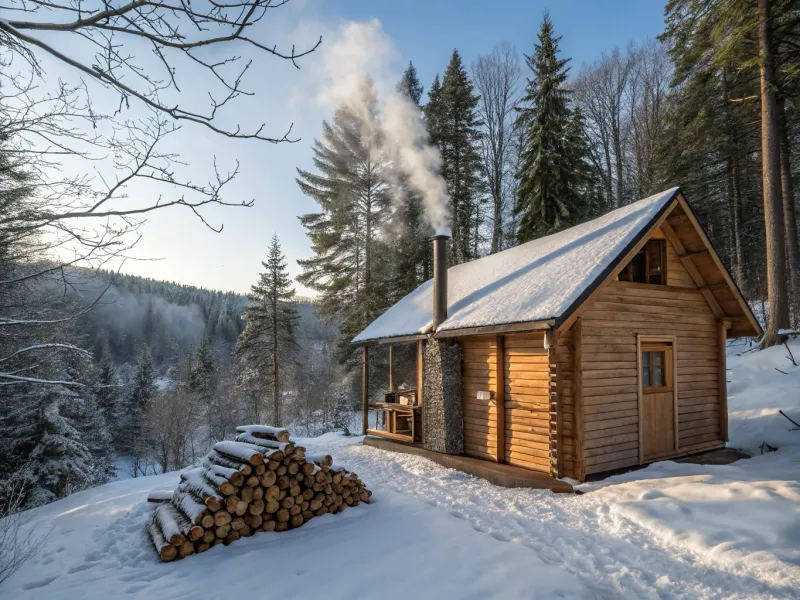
[3, 340, 799, 599]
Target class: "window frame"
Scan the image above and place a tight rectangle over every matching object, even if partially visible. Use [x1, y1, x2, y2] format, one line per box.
[618, 239, 667, 285]
[640, 343, 673, 393]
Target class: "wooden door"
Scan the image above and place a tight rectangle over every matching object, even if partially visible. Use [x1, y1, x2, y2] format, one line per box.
[503, 334, 551, 472]
[639, 340, 677, 461]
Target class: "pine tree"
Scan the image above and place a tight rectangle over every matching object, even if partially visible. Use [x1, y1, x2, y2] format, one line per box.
[189, 337, 215, 404]
[190, 336, 222, 438]
[515, 12, 594, 242]
[297, 77, 393, 363]
[27, 391, 95, 504]
[397, 61, 424, 105]
[428, 51, 485, 263]
[125, 345, 156, 475]
[236, 235, 300, 426]
[93, 357, 120, 439]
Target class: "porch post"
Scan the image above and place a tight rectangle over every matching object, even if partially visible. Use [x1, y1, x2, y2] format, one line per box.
[362, 345, 369, 435]
[388, 344, 393, 392]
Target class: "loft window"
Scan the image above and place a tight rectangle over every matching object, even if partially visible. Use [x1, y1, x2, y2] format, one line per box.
[641, 343, 673, 391]
[619, 239, 666, 285]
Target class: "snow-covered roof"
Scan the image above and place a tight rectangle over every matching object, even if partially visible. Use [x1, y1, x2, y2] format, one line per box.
[353, 187, 681, 344]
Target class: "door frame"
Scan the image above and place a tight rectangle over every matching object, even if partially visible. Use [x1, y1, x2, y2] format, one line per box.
[636, 334, 679, 464]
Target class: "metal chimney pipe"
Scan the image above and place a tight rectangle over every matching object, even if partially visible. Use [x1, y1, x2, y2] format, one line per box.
[431, 235, 449, 330]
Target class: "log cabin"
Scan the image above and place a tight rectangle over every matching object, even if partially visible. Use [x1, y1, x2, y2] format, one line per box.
[352, 188, 762, 481]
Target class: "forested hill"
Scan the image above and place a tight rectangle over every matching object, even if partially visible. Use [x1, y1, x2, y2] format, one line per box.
[81, 270, 326, 372]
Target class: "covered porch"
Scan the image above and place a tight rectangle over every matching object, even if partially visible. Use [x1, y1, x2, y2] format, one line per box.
[361, 337, 425, 444]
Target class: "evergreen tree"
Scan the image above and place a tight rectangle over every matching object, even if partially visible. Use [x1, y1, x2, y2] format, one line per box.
[515, 13, 594, 242]
[189, 337, 215, 403]
[125, 346, 156, 475]
[397, 61, 424, 105]
[93, 357, 120, 435]
[190, 336, 222, 438]
[427, 51, 485, 263]
[236, 235, 300, 425]
[297, 77, 393, 363]
[27, 391, 95, 504]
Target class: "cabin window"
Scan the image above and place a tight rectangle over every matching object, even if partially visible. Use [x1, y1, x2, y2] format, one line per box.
[619, 239, 666, 285]
[641, 343, 673, 391]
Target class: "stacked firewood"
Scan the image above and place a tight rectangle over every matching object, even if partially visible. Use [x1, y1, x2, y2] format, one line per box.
[145, 425, 372, 561]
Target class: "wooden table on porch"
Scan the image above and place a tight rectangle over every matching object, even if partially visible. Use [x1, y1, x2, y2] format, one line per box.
[366, 402, 420, 444]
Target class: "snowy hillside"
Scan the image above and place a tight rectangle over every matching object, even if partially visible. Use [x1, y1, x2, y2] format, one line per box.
[2, 340, 799, 600]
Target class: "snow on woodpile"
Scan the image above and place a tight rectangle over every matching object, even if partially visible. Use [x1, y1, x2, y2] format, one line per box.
[145, 425, 372, 561]
[353, 187, 680, 343]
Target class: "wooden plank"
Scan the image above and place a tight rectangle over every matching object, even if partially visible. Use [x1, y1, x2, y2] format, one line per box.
[583, 431, 639, 449]
[362, 346, 369, 435]
[678, 402, 720, 414]
[584, 423, 638, 440]
[583, 400, 638, 415]
[462, 421, 496, 435]
[572, 320, 585, 480]
[584, 415, 640, 432]
[583, 376, 638, 388]
[505, 452, 551, 468]
[388, 344, 393, 392]
[589, 300, 715, 317]
[679, 431, 723, 447]
[366, 428, 413, 443]
[607, 280, 708, 301]
[584, 441, 638, 458]
[464, 448, 497, 461]
[585, 455, 640, 474]
[636, 334, 644, 464]
[677, 416, 719, 428]
[586, 448, 639, 467]
[505, 379, 550, 391]
[584, 390, 640, 403]
[719, 320, 729, 442]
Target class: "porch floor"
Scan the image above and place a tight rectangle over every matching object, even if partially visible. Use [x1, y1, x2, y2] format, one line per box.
[362, 436, 574, 493]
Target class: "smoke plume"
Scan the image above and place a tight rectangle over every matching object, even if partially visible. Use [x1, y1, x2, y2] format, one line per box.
[313, 19, 451, 235]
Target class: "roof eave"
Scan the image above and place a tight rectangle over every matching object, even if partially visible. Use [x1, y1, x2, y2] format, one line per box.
[433, 319, 555, 339]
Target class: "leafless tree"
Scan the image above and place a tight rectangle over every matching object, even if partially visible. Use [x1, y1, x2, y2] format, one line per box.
[0, 476, 49, 586]
[626, 40, 672, 198]
[574, 46, 633, 208]
[146, 387, 200, 473]
[473, 42, 521, 253]
[0, 0, 320, 386]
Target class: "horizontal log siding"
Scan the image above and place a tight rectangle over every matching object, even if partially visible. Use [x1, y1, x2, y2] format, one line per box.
[580, 280, 722, 475]
[555, 327, 576, 479]
[460, 336, 498, 461]
[503, 333, 550, 473]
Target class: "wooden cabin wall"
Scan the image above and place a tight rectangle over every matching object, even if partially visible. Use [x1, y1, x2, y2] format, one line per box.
[554, 327, 576, 479]
[577, 239, 723, 475]
[503, 333, 550, 473]
[460, 336, 498, 461]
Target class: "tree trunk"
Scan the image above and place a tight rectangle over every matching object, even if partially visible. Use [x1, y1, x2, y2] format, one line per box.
[777, 96, 800, 322]
[613, 112, 624, 207]
[758, 0, 790, 346]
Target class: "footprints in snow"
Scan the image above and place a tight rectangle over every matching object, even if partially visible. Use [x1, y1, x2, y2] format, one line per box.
[449, 506, 513, 542]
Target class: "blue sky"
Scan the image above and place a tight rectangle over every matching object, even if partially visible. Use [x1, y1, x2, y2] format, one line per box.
[106, 0, 668, 295]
